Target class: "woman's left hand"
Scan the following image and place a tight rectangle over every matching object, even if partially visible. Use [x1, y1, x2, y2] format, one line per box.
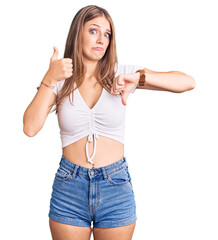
[110, 73, 139, 106]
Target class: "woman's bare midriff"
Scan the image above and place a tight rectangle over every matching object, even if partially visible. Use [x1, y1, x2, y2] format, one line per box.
[62, 135, 124, 169]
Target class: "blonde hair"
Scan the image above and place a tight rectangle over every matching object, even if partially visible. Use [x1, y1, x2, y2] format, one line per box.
[50, 5, 118, 114]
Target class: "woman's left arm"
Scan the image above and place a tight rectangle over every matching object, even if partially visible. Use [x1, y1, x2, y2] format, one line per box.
[135, 68, 196, 93]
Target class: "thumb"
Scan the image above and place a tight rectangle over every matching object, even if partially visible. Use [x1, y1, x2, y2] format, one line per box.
[51, 46, 59, 61]
[121, 91, 128, 106]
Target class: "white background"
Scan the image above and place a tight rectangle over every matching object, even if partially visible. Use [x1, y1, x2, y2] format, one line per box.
[1, 0, 217, 239]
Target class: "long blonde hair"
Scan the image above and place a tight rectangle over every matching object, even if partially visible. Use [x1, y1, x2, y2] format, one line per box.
[50, 5, 118, 114]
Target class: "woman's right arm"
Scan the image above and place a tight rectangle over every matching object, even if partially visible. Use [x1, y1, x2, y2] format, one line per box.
[23, 74, 57, 137]
[23, 46, 73, 137]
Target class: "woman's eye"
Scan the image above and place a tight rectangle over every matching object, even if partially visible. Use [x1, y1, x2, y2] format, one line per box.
[90, 29, 111, 38]
[90, 29, 97, 34]
[105, 33, 111, 38]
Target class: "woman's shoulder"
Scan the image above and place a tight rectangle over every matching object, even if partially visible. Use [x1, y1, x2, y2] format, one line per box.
[115, 63, 143, 76]
[53, 79, 66, 95]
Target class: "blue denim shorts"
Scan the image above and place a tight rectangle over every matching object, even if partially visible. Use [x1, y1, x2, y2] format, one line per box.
[48, 155, 137, 228]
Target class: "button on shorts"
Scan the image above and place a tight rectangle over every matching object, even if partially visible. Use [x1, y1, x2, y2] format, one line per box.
[48, 155, 137, 228]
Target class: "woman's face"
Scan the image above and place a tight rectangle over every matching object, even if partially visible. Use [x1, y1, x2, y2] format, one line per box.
[82, 16, 111, 62]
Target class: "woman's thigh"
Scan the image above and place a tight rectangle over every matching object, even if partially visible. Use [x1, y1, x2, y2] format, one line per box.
[49, 218, 92, 240]
[93, 222, 136, 240]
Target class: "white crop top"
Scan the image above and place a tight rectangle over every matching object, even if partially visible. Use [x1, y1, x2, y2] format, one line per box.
[39, 63, 142, 165]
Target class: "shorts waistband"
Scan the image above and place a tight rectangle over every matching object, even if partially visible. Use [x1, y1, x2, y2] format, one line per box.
[59, 155, 128, 180]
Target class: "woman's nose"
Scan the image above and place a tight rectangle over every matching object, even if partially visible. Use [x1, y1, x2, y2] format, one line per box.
[97, 34, 104, 44]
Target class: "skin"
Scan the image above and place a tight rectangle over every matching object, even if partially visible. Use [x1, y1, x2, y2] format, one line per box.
[50, 16, 136, 240]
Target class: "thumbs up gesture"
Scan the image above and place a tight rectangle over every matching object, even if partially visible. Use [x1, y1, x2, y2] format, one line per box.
[110, 73, 139, 106]
[46, 47, 73, 84]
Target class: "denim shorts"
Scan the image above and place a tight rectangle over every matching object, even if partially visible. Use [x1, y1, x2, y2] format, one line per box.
[48, 155, 137, 228]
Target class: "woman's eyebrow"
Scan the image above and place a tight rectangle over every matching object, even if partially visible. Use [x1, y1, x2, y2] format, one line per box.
[89, 24, 111, 33]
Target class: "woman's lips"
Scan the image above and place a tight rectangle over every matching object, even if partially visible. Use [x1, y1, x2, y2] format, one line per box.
[92, 47, 104, 51]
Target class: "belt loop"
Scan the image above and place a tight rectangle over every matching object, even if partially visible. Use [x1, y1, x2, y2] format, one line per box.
[124, 156, 128, 167]
[72, 165, 79, 179]
[101, 167, 108, 180]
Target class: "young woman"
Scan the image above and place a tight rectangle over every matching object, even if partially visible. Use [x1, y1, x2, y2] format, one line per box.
[23, 5, 195, 240]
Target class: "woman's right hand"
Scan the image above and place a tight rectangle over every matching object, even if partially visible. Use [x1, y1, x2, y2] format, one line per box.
[45, 46, 73, 84]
